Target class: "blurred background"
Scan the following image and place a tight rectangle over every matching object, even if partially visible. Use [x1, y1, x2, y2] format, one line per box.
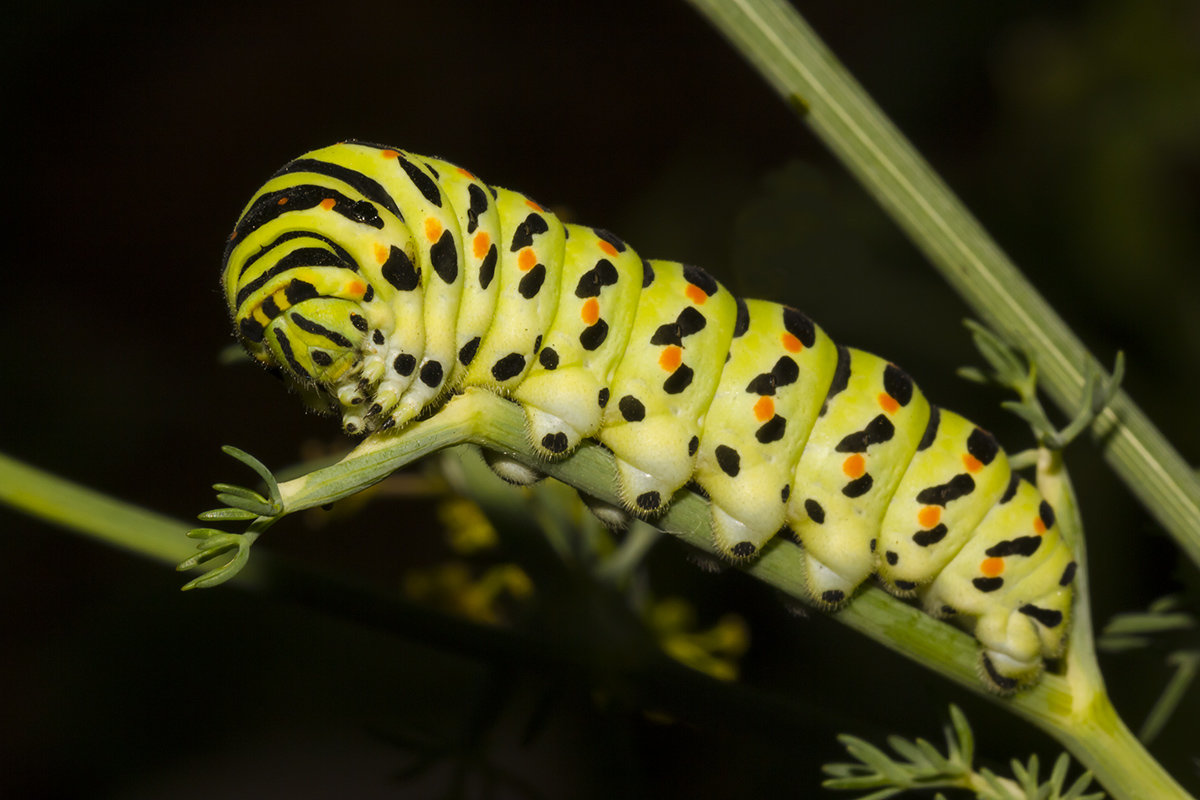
[3, 0, 1199, 796]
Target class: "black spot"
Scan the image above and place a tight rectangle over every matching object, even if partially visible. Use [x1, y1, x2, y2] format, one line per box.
[1000, 474, 1021, 503]
[781, 485, 790, 502]
[479, 245, 498, 289]
[822, 589, 845, 604]
[835, 415, 895, 452]
[1039, 500, 1056, 530]
[518, 264, 547, 299]
[917, 406, 942, 450]
[381, 245, 420, 290]
[350, 313, 368, 332]
[821, 347, 852, 414]
[373, 329, 385, 346]
[913, 524, 948, 546]
[682, 264, 719, 297]
[491, 353, 526, 382]
[465, 184, 488, 233]
[510, 213, 549, 250]
[459, 337, 480, 365]
[1060, 562, 1077, 586]
[579, 320, 608, 350]
[894, 580, 917, 591]
[842, 474, 874, 498]
[367, 403, 381, 416]
[597, 388, 610, 408]
[688, 436, 699, 456]
[539, 347, 559, 370]
[541, 432, 569, 454]
[651, 322, 682, 347]
[395, 154, 442, 206]
[419, 360, 443, 387]
[967, 428, 999, 466]
[284, 279, 319, 305]
[363, 284, 374, 302]
[594, 228, 626, 252]
[311, 350, 332, 367]
[677, 307, 707, 336]
[940, 604, 957, 616]
[636, 491, 661, 511]
[641, 260, 655, 287]
[393, 353, 416, 376]
[662, 364, 694, 394]
[869, 538, 876, 551]
[915, 473, 976, 506]
[882, 364, 914, 406]
[430, 229, 458, 283]
[733, 298, 750, 337]
[746, 373, 776, 395]
[804, 499, 825, 524]
[885, 550, 899, 566]
[618, 395, 645, 422]
[755, 415, 787, 444]
[973, 577, 1004, 593]
[1019, 604, 1063, 628]
[986, 536, 1042, 558]
[730, 541, 756, 558]
[772, 356, 800, 387]
[533, 335, 542, 352]
[574, 259, 619, 297]
[715, 445, 741, 477]
[239, 317, 265, 343]
[782, 307, 816, 348]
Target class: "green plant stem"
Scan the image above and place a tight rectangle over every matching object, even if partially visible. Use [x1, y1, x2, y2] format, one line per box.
[262, 389, 1191, 799]
[0, 452, 195, 565]
[684, 0, 1200, 571]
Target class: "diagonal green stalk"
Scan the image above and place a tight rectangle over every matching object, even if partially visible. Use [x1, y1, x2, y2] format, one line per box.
[684, 0, 1200, 571]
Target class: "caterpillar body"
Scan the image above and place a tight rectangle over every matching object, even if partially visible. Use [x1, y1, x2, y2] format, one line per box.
[223, 141, 1076, 691]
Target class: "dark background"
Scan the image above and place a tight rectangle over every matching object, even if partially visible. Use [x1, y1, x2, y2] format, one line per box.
[3, 0, 1199, 797]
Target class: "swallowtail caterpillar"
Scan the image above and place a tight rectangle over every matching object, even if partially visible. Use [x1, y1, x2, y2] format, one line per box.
[223, 141, 1076, 691]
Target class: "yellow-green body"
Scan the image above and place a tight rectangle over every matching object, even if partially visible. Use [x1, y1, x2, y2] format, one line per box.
[222, 141, 1077, 691]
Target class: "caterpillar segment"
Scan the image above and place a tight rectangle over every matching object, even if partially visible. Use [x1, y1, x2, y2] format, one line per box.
[222, 141, 1077, 691]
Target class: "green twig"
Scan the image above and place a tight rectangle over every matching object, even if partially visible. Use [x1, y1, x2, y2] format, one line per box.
[683, 0, 1200, 571]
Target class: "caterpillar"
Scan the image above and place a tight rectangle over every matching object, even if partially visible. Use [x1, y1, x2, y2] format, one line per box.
[223, 141, 1076, 691]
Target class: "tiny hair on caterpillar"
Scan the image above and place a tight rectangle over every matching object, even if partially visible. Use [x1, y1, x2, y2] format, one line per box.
[223, 141, 1076, 692]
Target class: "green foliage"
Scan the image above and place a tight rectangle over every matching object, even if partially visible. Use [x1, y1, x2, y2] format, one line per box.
[824, 705, 1103, 800]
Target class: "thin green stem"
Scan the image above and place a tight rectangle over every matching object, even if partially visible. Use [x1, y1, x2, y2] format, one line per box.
[684, 0, 1200, 570]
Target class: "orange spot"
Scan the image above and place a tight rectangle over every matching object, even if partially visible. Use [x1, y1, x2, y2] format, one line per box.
[277, 197, 289, 206]
[348, 281, 366, 298]
[685, 284, 708, 305]
[581, 298, 600, 325]
[320, 198, 336, 210]
[381, 149, 399, 159]
[456, 166, 475, 179]
[781, 333, 803, 353]
[424, 217, 442, 242]
[518, 247, 537, 271]
[659, 345, 682, 372]
[228, 231, 237, 241]
[962, 454, 983, 473]
[597, 239, 617, 256]
[842, 453, 866, 479]
[525, 198, 544, 212]
[473, 231, 490, 259]
[879, 393, 899, 414]
[980, 557, 1005, 577]
[918, 506, 941, 528]
[753, 396, 775, 422]
[374, 242, 389, 264]
[1034, 516, 1047, 535]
